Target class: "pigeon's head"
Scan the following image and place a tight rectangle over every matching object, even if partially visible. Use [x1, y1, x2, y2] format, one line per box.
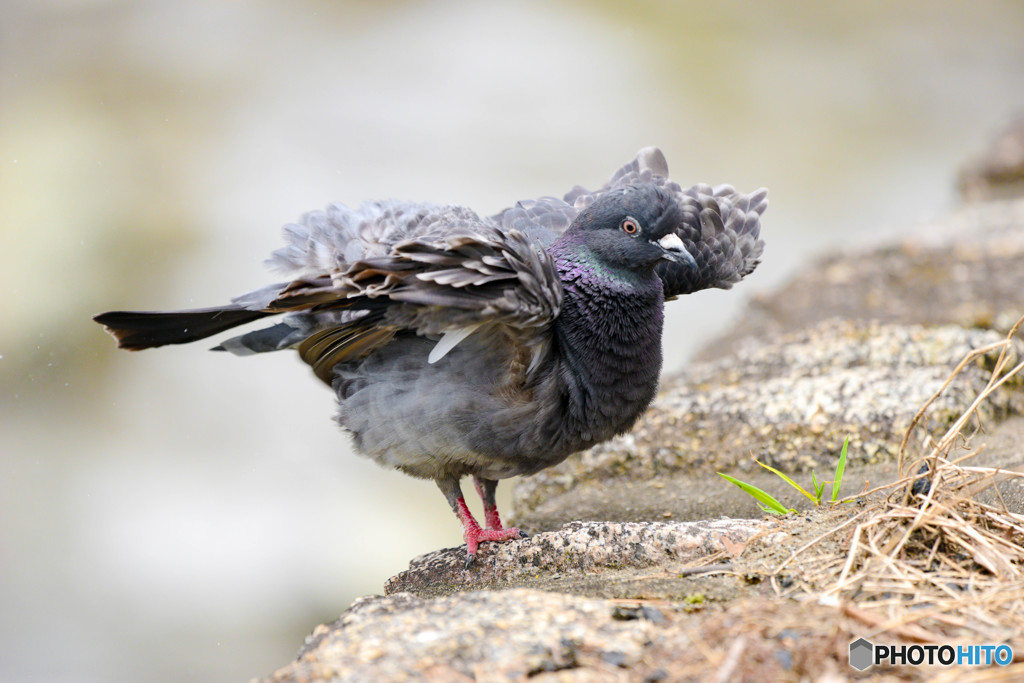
[563, 183, 695, 274]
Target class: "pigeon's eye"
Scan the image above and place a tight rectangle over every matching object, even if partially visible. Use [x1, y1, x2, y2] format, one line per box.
[620, 218, 640, 235]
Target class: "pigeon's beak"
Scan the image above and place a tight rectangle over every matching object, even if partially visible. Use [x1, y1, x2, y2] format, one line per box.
[654, 232, 697, 268]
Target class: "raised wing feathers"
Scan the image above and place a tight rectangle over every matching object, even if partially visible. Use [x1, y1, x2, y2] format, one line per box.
[340, 228, 562, 335]
[254, 226, 562, 383]
[491, 147, 767, 298]
[659, 183, 767, 297]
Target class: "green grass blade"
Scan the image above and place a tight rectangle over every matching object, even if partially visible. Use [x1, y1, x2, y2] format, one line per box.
[754, 459, 817, 503]
[832, 436, 850, 502]
[811, 471, 824, 504]
[757, 503, 785, 515]
[718, 472, 792, 515]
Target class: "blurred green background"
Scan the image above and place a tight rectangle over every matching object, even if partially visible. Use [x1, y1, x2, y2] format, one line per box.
[2, 1, 1023, 680]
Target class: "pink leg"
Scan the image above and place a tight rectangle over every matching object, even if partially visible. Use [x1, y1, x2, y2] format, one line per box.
[438, 477, 527, 567]
[473, 476, 506, 530]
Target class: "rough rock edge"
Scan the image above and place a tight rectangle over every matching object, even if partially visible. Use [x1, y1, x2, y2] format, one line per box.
[384, 518, 781, 596]
[261, 578, 859, 683]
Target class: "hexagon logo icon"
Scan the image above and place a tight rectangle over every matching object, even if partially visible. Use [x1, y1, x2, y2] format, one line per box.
[849, 638, 874, 671]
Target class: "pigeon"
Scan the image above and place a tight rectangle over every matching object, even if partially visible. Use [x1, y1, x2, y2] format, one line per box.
[94, 147, 766, 566]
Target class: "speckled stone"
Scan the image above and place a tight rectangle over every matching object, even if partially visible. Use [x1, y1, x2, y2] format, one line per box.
[383, 519, 781, 597]
[259, 589, 671, 682]
[257, 587, 847, 683]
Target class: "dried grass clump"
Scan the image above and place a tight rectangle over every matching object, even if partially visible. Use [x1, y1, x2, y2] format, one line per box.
[774, 316, 1024, 650]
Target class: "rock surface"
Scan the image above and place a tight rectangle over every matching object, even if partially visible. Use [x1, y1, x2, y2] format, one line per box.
[260, 588, 845, 683]
[257, 132, 1024, 682]
[384, 519, 783, 599]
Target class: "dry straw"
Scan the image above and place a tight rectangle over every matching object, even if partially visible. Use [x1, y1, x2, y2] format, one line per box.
[773, 315, 1024, 656]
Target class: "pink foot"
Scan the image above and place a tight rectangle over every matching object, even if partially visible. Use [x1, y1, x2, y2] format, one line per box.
[454, 497, 526, 566]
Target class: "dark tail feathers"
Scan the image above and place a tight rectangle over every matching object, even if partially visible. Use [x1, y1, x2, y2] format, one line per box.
[93, 306, 272, 351]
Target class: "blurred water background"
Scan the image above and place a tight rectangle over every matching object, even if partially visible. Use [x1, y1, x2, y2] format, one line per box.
[2, 1, 1023, 680]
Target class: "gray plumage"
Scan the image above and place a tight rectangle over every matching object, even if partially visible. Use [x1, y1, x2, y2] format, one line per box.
[94, 147, 766, 564]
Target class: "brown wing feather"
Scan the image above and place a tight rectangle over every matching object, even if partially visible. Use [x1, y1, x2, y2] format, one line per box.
[298, 322, 398, 384]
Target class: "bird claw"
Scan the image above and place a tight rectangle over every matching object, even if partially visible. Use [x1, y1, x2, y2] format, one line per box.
[461, 527, 528, 569]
